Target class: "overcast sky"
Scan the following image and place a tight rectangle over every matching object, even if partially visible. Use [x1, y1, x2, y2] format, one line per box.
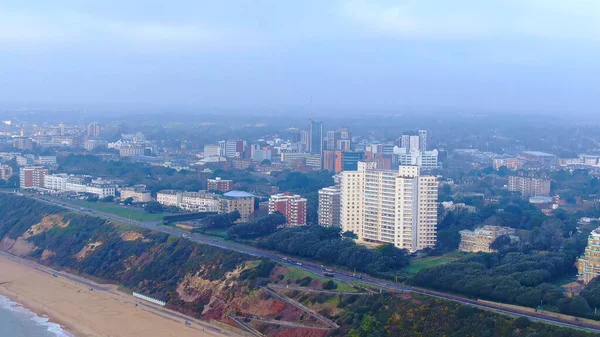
[1, 0, 600, 116]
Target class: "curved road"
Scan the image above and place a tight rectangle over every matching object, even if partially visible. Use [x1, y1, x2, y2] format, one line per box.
[26, 193, 600, 334]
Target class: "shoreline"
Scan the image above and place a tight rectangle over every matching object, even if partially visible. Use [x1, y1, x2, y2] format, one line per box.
[0, 253, 243, 337]
[0, 293, 75, 337]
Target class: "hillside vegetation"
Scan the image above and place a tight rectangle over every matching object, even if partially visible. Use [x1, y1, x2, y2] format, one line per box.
[0, 193, 596, 337]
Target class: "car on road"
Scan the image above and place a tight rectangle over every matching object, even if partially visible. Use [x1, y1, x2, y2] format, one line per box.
[296, 262, 302, 266]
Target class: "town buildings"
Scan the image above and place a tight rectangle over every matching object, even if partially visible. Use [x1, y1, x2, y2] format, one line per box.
[118, 144, 145, 157]
[207, 177, 233, 193]
[308, 120, 323, 155]
[318, 185, 340, 227]
[157, 190, 181, 207]
[508, 176, 551, 199]
[12, 137, 33, 150]
[393, 148, 439, 168]
[225, 140, 244, 158]
[42, 173, 116, 198]
[120, 185, 152, 203]
[85, 183, 116, 199]
[84, 139, 108, 151]
[203, 144, 221, 158]
[340, 164, 438, 252]
[459, 226, 516, 253]
[578, 228, 600, 284]
[520, 151, 557, 167]
[493, 158, 524, 170]
[219, 191, 255, 223]
[180, 192, 219, 212]
[0, 165, 13, 180]
[323, 150, 343, 173]
[19, 166, 48, 189]
[87, 122, 101, 137]
[268, 192, 307, 226]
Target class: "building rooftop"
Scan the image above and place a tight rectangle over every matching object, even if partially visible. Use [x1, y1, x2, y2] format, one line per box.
[222, 191, 255, 198]
[521, 151, 556, 157]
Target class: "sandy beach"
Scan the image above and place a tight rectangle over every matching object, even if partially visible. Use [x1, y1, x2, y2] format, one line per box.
[0, 253, 245, 337]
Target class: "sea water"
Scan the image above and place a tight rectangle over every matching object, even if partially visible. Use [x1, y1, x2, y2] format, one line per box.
[0, 295, 73, 337]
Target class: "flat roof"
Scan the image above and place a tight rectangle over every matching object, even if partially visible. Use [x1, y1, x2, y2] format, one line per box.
[521, 151, 556, 157]
[223, 191, 255, 198]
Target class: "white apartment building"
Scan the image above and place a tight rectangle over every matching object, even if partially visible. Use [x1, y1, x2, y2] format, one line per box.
[65, 181, 88, 193]
[44, 174, 70, 191]
[120, 186, 152, 203]
[340, 164, 438, 252]
[393, 147, 438, 168]
[157, 190, 181, 207]
[36, 156, 57, 166]
[180, 192, 219, 212]
[203, 144, 221, 157]
[340, 170, 364, 238]
[318, 185, 341, 227]
[86, 184, 116, 199]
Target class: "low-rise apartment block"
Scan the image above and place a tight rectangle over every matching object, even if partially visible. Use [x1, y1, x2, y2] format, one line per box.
[157, 190, 182, 207]
[508, 175, 551, 199]
[120, 185, 152, 203]
[180, 192, 219, 212]
[219, 191, 255, 223]
[459, 226, 516, 253]
[493, 158, 524, 170]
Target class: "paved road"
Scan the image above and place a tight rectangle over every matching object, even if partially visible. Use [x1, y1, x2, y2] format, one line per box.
[25, 193, 600, 333]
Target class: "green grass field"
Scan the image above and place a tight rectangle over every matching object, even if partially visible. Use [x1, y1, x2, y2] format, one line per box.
[204, 227, 228, 238]
[282, 266, 357, 292]
[70, 200, 165, 222]
[403, 252, 466, 274]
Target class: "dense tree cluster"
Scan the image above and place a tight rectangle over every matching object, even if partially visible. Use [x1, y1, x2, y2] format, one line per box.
[262, 226, 409, 277]
[188, 211, 239, 231]
[581, 277, 600, 311]
[411, 252, 571, 309]
[144, 201, 164, 213]
[226, 213, 287, 239]
[273, 170, 334, 194]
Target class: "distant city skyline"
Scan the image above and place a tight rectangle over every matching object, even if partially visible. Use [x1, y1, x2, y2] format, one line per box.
[1, 1, 600, 116]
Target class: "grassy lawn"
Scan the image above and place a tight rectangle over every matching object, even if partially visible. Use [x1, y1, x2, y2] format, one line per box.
[204, 227, 228, 238]
[282, 266, 357, 292]
[404, 252, 467, 274]
[552, 276, 577, 287]
[70, 200, 164, 222]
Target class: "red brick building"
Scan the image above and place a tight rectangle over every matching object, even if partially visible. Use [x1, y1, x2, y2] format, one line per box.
[19, 166, 48, 189]
[323, 150, 343, 173]
[268, 192, 307, 226]
[207, 177, 233, 192]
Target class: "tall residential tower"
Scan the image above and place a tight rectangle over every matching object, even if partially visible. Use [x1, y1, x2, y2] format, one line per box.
[340, 164, 438, 252]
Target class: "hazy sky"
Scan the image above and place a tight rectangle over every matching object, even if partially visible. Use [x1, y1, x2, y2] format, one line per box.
[1, 1, 600, 115]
